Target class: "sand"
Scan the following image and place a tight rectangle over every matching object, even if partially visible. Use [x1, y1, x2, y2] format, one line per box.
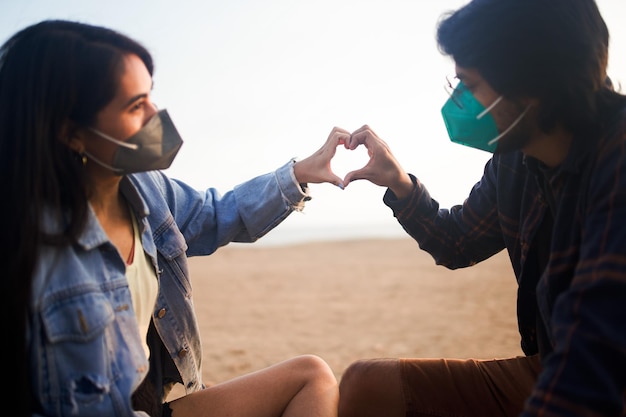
[186, 237, 523, 386]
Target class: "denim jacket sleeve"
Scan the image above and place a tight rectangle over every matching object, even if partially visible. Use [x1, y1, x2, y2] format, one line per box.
[131, 159, 308, 256]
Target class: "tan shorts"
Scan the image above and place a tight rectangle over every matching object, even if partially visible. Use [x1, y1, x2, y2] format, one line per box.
[400, 355, 542, 417]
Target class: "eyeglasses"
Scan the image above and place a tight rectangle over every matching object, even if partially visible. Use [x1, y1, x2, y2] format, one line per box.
[443, 74, 467, 109]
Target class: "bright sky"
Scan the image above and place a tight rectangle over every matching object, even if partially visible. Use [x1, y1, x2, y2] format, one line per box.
[2, 0, 625, 245]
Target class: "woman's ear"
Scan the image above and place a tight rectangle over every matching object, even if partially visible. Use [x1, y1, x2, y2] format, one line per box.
[59, 120, 85, 154]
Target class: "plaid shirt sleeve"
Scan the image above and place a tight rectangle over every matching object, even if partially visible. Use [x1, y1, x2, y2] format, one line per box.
[383, 158, 506, 270]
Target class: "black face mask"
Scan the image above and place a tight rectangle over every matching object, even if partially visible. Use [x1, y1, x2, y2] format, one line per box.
[85, 109, 183, 174]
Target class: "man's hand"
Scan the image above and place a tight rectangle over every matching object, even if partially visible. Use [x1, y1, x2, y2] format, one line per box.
[344, 125, 413, 199]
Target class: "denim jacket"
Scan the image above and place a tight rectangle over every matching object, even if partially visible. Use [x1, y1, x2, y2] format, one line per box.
[29, 160, 308, 416]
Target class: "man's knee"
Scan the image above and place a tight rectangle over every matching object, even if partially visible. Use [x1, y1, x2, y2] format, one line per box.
[339, 359, 404, 417]
[341, 359, 400, 389]
[340, 360, 374, 396]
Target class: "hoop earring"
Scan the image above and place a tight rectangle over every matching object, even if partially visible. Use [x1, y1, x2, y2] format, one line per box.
[81, 154, 87, 166]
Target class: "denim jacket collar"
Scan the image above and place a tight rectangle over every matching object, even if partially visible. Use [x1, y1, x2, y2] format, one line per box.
[74, 176, 153, 256]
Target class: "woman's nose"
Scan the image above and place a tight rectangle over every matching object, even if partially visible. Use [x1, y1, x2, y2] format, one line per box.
[145, 101, 159, 121]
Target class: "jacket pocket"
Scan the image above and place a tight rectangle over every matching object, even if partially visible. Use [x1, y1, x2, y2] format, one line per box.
[41, 291, 114, 343]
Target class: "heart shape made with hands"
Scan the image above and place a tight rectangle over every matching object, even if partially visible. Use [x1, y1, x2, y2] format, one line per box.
[330, 144, 369, 182]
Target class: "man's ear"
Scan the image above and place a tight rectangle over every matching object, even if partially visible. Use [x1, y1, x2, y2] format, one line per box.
[520, 96, 540, 108]
[59, 120, 86, 154]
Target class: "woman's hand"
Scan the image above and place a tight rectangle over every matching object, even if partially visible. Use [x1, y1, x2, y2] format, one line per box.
[293, 127, 350, 188]
[344, 125, 413, 199]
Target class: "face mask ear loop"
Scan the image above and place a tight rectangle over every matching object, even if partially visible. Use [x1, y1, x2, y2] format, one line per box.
[82, 150, 125, 174]
[476, 96, 503, 120]
[487, 105, 532, 146]
[89, 128, 140, 150]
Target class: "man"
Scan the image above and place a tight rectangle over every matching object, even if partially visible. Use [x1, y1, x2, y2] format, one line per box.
[337, 0, 626, 416]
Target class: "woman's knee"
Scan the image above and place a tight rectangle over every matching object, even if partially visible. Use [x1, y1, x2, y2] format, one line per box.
[291, 354, 337, 386]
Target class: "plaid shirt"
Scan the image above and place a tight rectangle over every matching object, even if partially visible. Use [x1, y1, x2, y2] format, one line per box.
[384, 109, 626, 416]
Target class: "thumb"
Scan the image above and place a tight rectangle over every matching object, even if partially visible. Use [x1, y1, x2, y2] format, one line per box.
[343, 169, 367, 188]
[314, 170, 345, 189]
[329, 173, 345, 189]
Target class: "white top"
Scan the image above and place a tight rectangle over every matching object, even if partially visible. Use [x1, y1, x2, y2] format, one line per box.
[125, 211, 158, 359]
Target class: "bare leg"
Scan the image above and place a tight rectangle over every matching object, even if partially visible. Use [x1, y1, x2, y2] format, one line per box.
[338, 359, 405, 417]
[169, 354, 338, 417]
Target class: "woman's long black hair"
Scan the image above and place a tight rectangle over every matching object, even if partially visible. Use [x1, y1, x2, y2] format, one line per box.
[0, 20, 153, 415]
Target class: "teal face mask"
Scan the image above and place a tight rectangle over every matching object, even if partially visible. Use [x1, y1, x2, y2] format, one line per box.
[441, 81, 502, 153]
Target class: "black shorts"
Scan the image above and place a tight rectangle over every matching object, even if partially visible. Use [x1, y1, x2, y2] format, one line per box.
[161, 402, 173, 417]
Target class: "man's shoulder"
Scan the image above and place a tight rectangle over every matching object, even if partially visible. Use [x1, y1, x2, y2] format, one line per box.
[595, 104, 626, 155]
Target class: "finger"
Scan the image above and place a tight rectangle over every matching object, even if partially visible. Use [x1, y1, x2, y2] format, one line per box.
[348, 125, 377, 150]
[327, 127, 350, 144]
[317, 169, 345, 189]
[332, 131, 350, 146]
[343, 168, 368, 186]
[331, 175, 345, 189]
[320, 133, 349, 160]
[324, 130, 350, 154]
[347, 133, 363, 150]
[330, 126, 351, 135]
[351, 124, 373, 136]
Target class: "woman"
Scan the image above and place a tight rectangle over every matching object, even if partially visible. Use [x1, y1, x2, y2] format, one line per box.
[1, 20, 345, 416]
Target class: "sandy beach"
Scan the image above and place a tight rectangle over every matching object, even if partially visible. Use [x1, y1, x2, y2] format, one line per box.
[186, 237, 523, 386]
